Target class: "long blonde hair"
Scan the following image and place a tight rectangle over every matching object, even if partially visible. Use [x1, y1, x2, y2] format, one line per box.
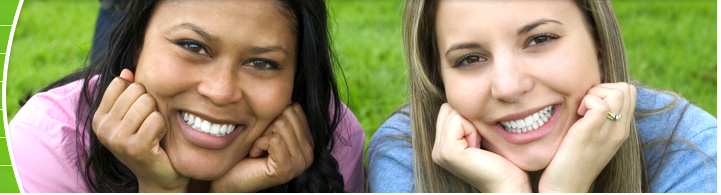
[403, 0, 647, 192]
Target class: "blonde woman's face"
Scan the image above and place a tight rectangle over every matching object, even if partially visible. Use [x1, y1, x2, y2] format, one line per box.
[436, 0, 601, 171]
[134, 0, 296, 180]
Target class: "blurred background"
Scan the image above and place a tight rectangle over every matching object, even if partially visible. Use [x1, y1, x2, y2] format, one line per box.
[6, 0, 717, 155]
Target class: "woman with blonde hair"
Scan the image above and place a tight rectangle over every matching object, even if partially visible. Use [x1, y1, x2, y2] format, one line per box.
[367, 0, 716, 192]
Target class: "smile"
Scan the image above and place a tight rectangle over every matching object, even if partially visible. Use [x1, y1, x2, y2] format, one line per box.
[500, 105, 554, 133]
[182, 111, 237, 137]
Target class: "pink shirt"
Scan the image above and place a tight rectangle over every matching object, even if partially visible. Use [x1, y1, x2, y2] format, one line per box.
[9, 79, 365, 192]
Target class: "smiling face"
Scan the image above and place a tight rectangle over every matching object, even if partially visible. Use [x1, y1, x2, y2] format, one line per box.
[133, 0, 297, 180]
[435, 0, 601, 171]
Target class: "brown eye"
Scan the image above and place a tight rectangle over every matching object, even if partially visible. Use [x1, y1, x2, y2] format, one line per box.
[176, 39, 209, 55]
[246, 59, 280, 71]
[454, 54, 486, 68]
[526, 33, 559, 48]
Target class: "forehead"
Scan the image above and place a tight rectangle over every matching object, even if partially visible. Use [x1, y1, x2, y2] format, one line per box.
[435, 0, 583, 42]
[148, 0, 297, 45]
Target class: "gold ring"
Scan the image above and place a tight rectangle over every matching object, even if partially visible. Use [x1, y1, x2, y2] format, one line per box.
[607, 112, 621, 121]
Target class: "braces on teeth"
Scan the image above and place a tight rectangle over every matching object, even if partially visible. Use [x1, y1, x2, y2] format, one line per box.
[182, 112, 236, 137]
[500, 105, 554, 133]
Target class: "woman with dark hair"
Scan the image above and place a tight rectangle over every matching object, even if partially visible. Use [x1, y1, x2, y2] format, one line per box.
[10, 0, 364, 192]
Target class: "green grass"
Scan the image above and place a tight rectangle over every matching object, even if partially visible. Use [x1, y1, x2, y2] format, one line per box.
[6, 0, 717, 154]
[7, 0, 97, 120]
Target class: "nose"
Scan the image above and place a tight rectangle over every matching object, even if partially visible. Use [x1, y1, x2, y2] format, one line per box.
[490, 54, 533, 103]
[197, 65, 243, 106]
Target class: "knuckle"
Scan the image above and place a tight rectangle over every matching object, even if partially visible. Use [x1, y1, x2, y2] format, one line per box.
[110, 77, 129, 88]
[273, 119, 290, 130]
[610, 88, 624, 99]
[139, 94, 156, 108]
[128, 83, 146, 94]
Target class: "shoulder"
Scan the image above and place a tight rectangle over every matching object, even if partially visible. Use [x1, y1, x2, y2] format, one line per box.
[367, 106, 414, 193]
[634, 87, 717, 193]
[330, 101, 365, 193]
[368, 106, 412, 156]
[634, 87, 716, 144]
[9, 78, 92, 192]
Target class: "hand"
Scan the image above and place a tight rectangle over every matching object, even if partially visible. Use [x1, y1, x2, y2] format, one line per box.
[432, 103, 531, 193]
[210, 103, 314, 192]
[92, 69, 189, 192]
[539, 82, 637, 192]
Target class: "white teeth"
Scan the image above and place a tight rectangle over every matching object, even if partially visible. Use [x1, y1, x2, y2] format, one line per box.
[181, 111, 237, 137]
[500, 105, 554, 133]
[220, 125, 227, 135]
[194, 117, 201, 129]
[517, 120, 526, 128]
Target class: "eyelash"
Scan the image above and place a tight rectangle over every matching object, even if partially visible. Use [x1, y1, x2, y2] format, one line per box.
[245, 58, 280, 71]
[176, 40, 280, 71]
[524, 33, 560, 48]
[176, 39, 210, 56]
[453, 53, 487, 68]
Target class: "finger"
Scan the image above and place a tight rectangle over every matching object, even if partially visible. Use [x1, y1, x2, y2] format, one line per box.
[292, 103, 312, 147]
[97, 77, 131, 115]
[445, 114, 473, 149]
[572, 95, 608, 136]
[249, 135, 270, 158]
[285, 104, 312, 148]
[120, 69, 135, 83]
[289, 104, 314, 163]
[435, 103, 452, 148]
[460, 118, 480, 148]
[110, 83, 147, 120]
[271, 118, 307, 167]
[122, 94, 158, 135]
[586, 84, 626, 114]
[255, 134, 292, 171]
[135, 111, 167, 149]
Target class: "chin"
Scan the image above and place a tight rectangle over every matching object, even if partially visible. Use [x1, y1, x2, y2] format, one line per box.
[517, 161, 550, 172]
[173, 159, 232, 181]
[166, 148, 239, 181]
[508, 151, 554, 172]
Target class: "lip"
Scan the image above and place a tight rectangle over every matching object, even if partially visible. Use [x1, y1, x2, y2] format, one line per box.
[177, 111, 243, 150]
[493, 104, 561, 144]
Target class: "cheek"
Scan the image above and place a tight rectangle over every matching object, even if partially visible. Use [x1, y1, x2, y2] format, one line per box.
[134, 48, 190, 100]
[443, 73, 490, 119]
[245, 79, 294, 120]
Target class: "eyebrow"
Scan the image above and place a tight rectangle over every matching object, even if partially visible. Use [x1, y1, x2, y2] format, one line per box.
[171, 22, 221, 42]
[248, 45, 289, 56]
[517, 19, 563, 35]
[444, 19, 563, 57]
[445, 42, 482, 57]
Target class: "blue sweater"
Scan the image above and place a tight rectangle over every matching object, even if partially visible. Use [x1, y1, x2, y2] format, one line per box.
[367, 87, 717, 192]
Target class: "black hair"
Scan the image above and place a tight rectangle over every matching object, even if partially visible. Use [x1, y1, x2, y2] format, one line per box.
[28, 0, 345, 192]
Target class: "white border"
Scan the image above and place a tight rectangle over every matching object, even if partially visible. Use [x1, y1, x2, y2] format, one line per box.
[4, 0, 25, 192]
